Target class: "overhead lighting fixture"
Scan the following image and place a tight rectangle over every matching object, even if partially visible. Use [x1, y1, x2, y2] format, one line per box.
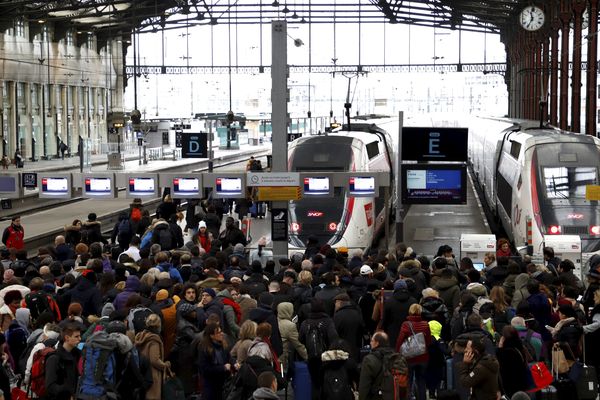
[271, 0, 279, 6]
[38, 19, 45, 24]
[301, 17, 307, 23]
[291, 11, 299, 19]
[282, 5, 290, 13]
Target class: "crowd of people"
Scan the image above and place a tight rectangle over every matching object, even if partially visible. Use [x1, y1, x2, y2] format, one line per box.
[0, 195, 598, 400]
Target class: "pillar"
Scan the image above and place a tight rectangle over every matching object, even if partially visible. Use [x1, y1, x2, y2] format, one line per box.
[550, 20, 560, 125]
[586, 0, 599, 135]
[571, 0, 586, 132]
[559, 1, 571, 130]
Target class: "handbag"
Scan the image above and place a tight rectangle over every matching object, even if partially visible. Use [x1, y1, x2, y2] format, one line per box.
[529, 361, 553, 391]
[552, 343, 570, 375]
[162, 367, 185, 400]
[400, 322, 427, 359]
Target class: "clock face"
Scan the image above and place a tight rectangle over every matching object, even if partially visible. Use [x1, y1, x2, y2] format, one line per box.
[520, 6, 545, 31]
[570, 8, 589, 30]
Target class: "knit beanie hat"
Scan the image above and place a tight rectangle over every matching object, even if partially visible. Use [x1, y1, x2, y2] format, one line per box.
[156, 289, 169, 302]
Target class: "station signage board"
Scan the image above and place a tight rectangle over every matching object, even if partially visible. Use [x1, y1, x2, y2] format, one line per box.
[401, 163, 467, 204]
[401, 127, 468, 162]
[247, 172, 300, 187]
[181, 132, 207, 158]
[271, 207, 288, 241]
[257, 186, 301, 201]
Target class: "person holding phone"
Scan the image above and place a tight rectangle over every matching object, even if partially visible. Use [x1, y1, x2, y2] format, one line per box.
[457, 338, 500, 400]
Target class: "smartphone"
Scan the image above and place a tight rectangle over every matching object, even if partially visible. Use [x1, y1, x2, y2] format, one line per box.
[545, 325, 553, 331]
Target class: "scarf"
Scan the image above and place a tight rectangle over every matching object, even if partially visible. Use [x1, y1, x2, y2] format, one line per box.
[264, 337, 281, 373]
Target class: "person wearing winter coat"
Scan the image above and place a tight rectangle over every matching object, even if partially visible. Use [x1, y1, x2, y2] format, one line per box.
[63, 220, 81, 247]
[526, 280, 553, 341]
[196, 221, 212, 253]
[154, 289, 177, 355]
[333, 293, 364, 361]
[2, 216, 24, 250]
[511, 273, 531, 309]
[156, 194, 177, 221]
[395, 304, 432, 400]
[432, 268, 461, 313]
[420, 288, 450, 340]
[113, 275, 141, 311]
[111, 212, 133, 251]
[135, 314, 170, 400]
[231, 320, 257, 366]
[173, 302, 201, 396]
[155, 252, 183, 284]
[358, 332, 396, 400]
[6, 308, 30, 365]
[248, 293, 283, 356]
[398, 259, 428, 299]
[277, 302, 307, 372]
[200, 288, 225, 329]
[80, 213, 106, 245]
[217, 289, 241, 340]
[197, 322, 232, 400]
[167, 214, 184, 250]
[44, 323, 81, 400]
[457, 338, 500, 400]
[549, 304, 584, 358]
[218, 216, 247, 248]
[251, 371, 279, 400]
[495, 326, 531, 398]
[381, 279, 417, 348]
[66, 270, 102, 318]
[320, 340, 360, 400]
[299, 299, 339, 399]
[314, 273, 343, 317]
[151, 220, 175, 251]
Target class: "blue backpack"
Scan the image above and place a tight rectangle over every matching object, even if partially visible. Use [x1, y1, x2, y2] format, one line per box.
[140, 230, 153, 250]
[78, 330, 118, 400]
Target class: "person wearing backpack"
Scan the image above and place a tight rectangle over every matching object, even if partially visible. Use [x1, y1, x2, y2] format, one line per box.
[320, 339, 359, 400]
[112, 212, 133, 252]
[359, 331, 408, 400]
[456, 338, 499, 400]
[299, 298, 339, 399]
[22, 277, 62, 324]
[44, 322, 81, 400]
[80, 213, 107, 245]
[6, 308, 30, 366]
[151, 219, 175, 251]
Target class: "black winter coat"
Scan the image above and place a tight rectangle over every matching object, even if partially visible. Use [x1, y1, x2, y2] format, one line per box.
[299, 312, 339, 359]
[381, 289, 417, 348]
[248, 306, 284, 356]
[333, 304, 364, 361]
[314, 285, 342, 317]
[45, 345, 81, 400]
[66, 276, 102, 317]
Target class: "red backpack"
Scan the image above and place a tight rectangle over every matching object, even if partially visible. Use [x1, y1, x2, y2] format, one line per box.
[30, 347, 56, 397]
[130, 208, 142, 222]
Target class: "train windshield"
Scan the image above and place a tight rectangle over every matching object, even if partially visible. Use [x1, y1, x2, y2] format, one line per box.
[289, 138, 354, 246]
[543, 167, 598, 199]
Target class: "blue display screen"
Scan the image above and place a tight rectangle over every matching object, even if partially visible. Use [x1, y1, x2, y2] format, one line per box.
[402, 165, 467, 204]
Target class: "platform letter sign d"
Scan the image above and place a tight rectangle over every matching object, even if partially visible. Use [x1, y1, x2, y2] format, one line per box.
[181, 132, 208, 158]
[429, 132, 440, 156]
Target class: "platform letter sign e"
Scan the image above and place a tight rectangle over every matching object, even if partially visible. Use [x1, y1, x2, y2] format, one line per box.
[429, 131, 441, 156]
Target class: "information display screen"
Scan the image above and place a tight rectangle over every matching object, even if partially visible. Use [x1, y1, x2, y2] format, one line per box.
[42, 177, 68, 193]
[303, 177, 330, 195]
[85, 177, 112, 194]
[349, 176, 376, 196]
[402, 164, 467, 204]
[128, 177, 155, 194]
[173, 177, 200, 197]
[216, 177, 243, 196]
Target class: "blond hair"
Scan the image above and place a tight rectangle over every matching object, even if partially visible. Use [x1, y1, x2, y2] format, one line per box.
[408, 303, 422, 316]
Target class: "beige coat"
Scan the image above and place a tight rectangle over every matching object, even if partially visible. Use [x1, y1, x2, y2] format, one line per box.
[277, 302, 307, 371]
[135, 330, 169, 400]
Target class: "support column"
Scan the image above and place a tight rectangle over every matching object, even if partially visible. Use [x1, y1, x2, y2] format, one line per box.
[541, 37, 550, 122]
[559, 1, 571, 130]
[527, 38, 536, 119]
[271, 20, 289, 260]
[534, 40, 543, 119]
[571, 0, 586, 132]
[550, 21, 560, 125]
[586, 0, 599, 135]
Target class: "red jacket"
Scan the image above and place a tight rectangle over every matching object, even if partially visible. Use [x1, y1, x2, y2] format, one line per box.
[3, 224, 24, 250]
[396, 315, 432, 365]
[197, 232, 211, 253]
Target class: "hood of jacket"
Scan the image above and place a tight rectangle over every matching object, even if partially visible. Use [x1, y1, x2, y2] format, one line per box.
[154, 221, 170, 231]
[217, 288, 233, 301]
[434, 276, 458, 290]
[251, 387, 280, 400]
[277, 302, 294, 321]
[109, 332, 134, 353]
[392, 288, 411, 301]
[321, 349, 349, 362]
[125, 275, 141, 292]
[135, 330, 162, 348]
[477, 354, 500, 374]
[421, 296, 445, 312]
[398, 260, 421, 278]
[64, 224, 80, 232]
[82, 220, 101, 228]
[515, 273, 530, 290]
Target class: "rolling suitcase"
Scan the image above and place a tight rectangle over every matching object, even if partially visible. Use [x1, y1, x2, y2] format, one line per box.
[445, 357, 454, 390]
[539, 384, 558, 400]
[292, 361, 311, 400]
[576, 335, 598, 400]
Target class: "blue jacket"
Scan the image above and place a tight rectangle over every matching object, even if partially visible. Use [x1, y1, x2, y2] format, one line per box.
[113, 275, 141, 311]
[157, 262, 183, 284]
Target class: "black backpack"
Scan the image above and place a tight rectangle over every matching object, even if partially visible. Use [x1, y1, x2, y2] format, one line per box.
[127, 307, 154, 334]
[25, 292, 52, 323]
[158, 229, 172, 250]
[305, 321, 326, 360]
[322, 365, 352, 400]
[118, 219, 131, 237]
[520, 329, 537, 362]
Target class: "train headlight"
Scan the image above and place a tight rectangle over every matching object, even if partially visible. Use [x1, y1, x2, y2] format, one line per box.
[327, 222, 337, 231]
[590, 225, 600, 235]
[547, 225, 562, 235]
[290, 222, 300, 233]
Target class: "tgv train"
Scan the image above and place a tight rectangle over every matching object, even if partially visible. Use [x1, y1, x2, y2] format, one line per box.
[287, 117, 396, 251]
[469, 118, 600, 253]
